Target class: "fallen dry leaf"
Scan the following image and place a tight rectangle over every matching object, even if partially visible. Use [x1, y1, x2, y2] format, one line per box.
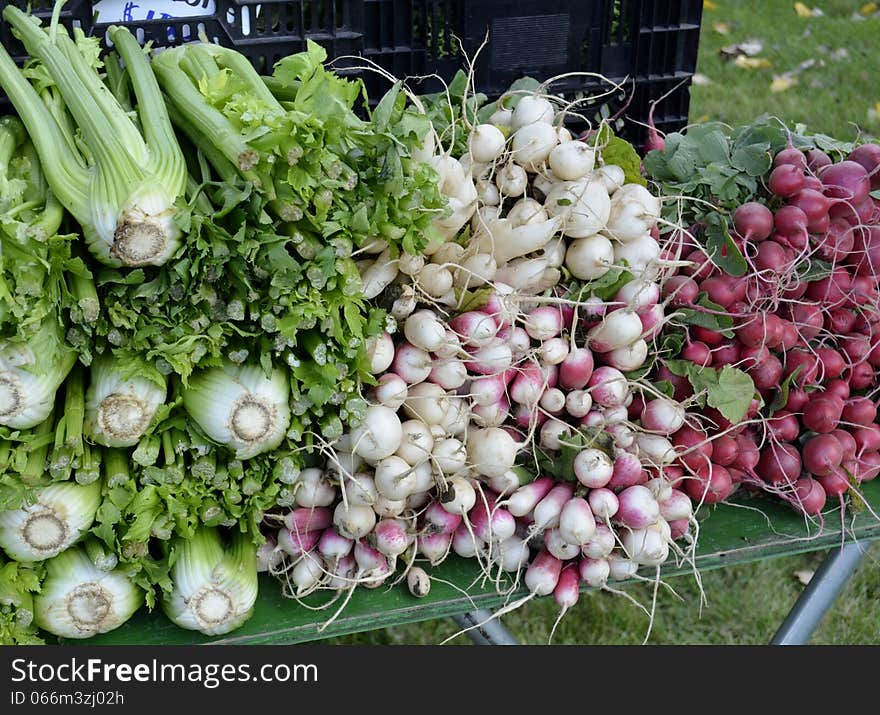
[794, 2, 824, 17]
[734, 55, 772, 70]
[704, 0, 719, 10]
[861, 2, 878, 14]
[793, 569, 814, 585]
[721, 39, 764, 57]
[712, 21, 731, 35]
[771, 75, 799, 92]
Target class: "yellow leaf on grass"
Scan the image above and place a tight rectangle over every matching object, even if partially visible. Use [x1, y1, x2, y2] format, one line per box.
[794, 2, 813, 17]
[704, 0, 718, 10]
[696, 114, 711, 123]
[712, 21, 731, 34]
[860, 2, 878, 14]
[771, 75, 799, 92]
[734, 55, 771, 69]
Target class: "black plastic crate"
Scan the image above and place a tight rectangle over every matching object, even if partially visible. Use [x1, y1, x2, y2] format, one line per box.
[0, 0, 703, 148]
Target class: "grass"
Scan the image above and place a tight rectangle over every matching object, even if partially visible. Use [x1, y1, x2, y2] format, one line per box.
[690, 0, 880, 140]
[324, 0, 880, 646]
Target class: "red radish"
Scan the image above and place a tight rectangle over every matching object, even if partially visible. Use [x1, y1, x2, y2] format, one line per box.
[750, 355, 783, 391]
[816, 469, 850, 498]
[790, 189, 831, 232]
[784, 388, 809, 412]
[802, 395, 844, 434]
[805, 269, 851, 307]
[754, 241, 790, 275]
[734, 202, 774, 241]
[848, 361, 876, 390]
[830, 429, 858, 458]
[791, 477, 827, 515]
[711, 435, 739, 467]
[789, 302, 824, 340]
[853, 424, 880, 453]
[740, 344, 771, 370]
[737, 314, 777, 348]
[727, 467, 749, 485]
[757, 442, 802, 486]
[673, 425, 713, 471]
[691, 326, 726, 347]
[774, 204, 809, 239]
[857, 451, 880, 482]
[826, 377, 851, 400]
[840, 335, 871, 364]
[842, 397, 877, 426]
[806, 148, 832, 171]
[784, 349, 820, 386]
[774, 144, 807, 169]
[662, 275, 700, 306]
[682, 340, 711, 366]
[733, 434, 760, 473]
[818, 161, 871, 204]
[712, 342, 741, 368]
[778, 321, 800, 351]
[700, 275, 745, 308]
[769, 163, 806, 197]
[826, 309, 857, 336]
[816, 219, 855, 262]
[768, 411, 800, 442]
[639, 303, 665, 339]
[802, 433, 844, 477]
[803, 175, 823, 191]
[644, 101, 665, 152]
[657, 365, 693, 402]
[686, 463, 733, 504]
[817, 348, 846, 379]
[848, 143, 880, 189]
[681, 249, 716, 279]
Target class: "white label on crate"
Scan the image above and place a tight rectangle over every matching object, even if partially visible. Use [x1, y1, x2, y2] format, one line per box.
[93, 0, 218, 23]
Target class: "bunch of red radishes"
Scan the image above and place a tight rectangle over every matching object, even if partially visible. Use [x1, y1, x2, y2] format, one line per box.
[653, 141, 880, 518]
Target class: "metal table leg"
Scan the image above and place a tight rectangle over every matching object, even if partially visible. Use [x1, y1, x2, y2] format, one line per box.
[451, 609, 520, 645]
[771, 541, 869, 645]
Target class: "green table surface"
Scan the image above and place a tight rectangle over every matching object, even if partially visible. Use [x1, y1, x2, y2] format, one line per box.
[84, 481, 880, 645]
